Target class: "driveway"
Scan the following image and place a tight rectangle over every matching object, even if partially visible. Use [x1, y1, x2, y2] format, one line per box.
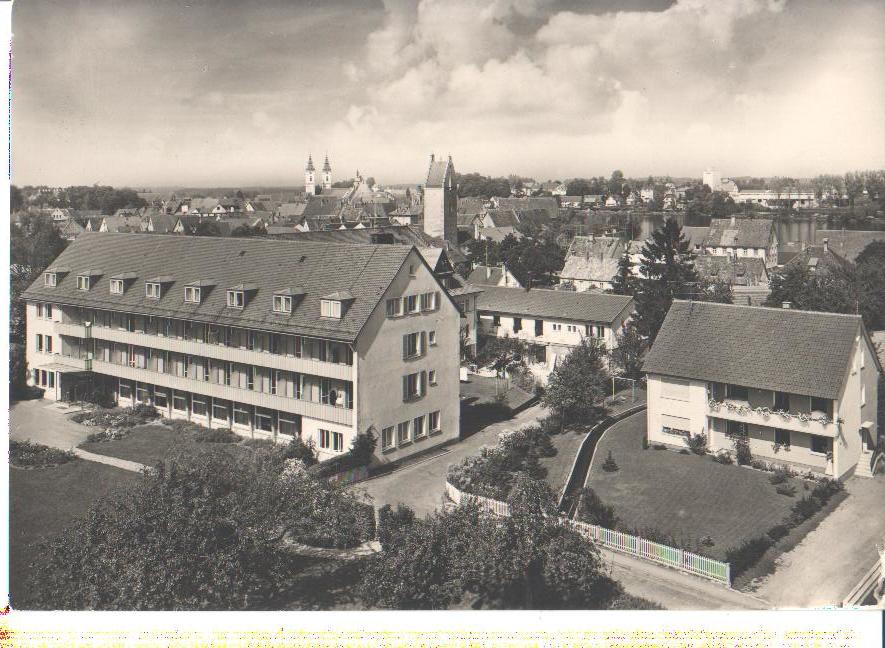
[751, 473, 885, 608]
[10, 399, 93, 450]
[353, 403, 547, 517]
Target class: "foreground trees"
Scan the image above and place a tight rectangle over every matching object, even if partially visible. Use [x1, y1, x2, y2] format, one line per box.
[542, 339, 610, 431]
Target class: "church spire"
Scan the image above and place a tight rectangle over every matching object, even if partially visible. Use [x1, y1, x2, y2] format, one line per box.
[306, 154, 315, 172]
[323, 154, 331, 172]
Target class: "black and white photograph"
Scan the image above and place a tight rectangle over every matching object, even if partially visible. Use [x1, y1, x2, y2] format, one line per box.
[4, 0, 885, 635]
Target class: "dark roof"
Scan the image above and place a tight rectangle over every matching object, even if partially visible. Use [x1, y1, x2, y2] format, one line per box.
[783, 244, 852, 276]
[681, 226, 709, 249]
[426, 157, 452, 188]
[814, 230, 885, 263]
[484, 209, 520, 228]
[22, 232, 413, 342]
[642, 301, 866, 399]
[481, 226, 522, 243]
[694, 255, 769, 286]
[476, 286, 633, 324]
[467, 265, 505, 286]
[704, 218, 774, 249]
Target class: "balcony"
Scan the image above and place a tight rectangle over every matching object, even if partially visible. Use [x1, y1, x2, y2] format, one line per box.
[706, 398, 838, 438]
[82, 327, 354, 381]
[91, 360, 353, 426]
[56, 322, 88, 338]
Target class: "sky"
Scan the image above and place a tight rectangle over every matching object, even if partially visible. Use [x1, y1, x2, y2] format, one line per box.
[11, 0, 885, 187]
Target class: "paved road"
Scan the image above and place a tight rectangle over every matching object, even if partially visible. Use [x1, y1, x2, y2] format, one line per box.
[10, 399, 93, 450]
[353, 403, 547, 517]
[751, 473, 885, 608]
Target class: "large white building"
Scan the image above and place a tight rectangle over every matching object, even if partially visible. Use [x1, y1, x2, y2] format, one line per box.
[643, 301, 881, 479]
[23, 233, 461, 462]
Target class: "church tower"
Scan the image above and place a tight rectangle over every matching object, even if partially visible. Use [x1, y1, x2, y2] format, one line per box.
[322, 155, 332, 192]
[305, 154, 316, 196]
[423, 153, 457, 244]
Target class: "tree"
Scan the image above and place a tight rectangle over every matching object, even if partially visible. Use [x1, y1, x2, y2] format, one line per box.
[608, 170, 625, 197]
[476, 336, 528, 377]
[10, 184, 23, 211]
[578, 487, 618, 528]
[193, 220, 222, 237]
[456, 172, 512, 199]
[610, 251, 637, 296]
[856, 242, 885, 330]
[541, 338, 609, 431]
[610, 324, 645, 381]
[632, 218, 700, 343]
[566, 179, 593, 196]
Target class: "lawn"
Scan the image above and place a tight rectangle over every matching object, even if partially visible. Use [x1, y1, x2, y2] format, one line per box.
[460, 374, 535, 410]
[10, 460, 142, 607]
[79, 424, 250, 465]
[586, 412, 808, 561]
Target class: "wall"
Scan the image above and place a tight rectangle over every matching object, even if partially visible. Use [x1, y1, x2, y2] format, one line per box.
[478, 313, 616, 352]
[834, 333, 880, 477]
[356, 248, 461, 463]
[646, 374, 709, 447]
[25, 301, 62, 400]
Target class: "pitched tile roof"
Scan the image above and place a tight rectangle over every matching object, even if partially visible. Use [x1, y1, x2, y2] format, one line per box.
[426, 157, 452, 188]
[694, 255, 769, 286]
[481, 226, 522, 243]
[484, 209, 520, 228]
[704, 217, 774, 249]
[467, 265, 505, 286]
[476, 286, 633, 324]
[560, 236, 625, 284]
[642, 300, 866, 399]
[814, 230, 885, 263]
[22, 232, 413, 342]
[681, 226, 709, 249]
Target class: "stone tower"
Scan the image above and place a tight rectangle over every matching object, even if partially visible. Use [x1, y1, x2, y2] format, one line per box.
[305, 154, 316, 196]
[322, 155, 332, 192]
[423, 153, 457, 244]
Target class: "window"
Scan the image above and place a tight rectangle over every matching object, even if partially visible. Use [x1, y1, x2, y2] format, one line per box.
[775, 429, 791, 447]
[271, 370, 278, 395]
[397, 421, 410, 445]
[47, 372, 55, 389]
[44, 272, 57, 287]
[774, 391, 790, 411]
[661, 414, 690, 437]
[36, 334, 43, 352]
[227, 290, 245, 309]
[212, 401, 229, 422]
[403, 332, 424, 359]
[428, 330, 437, 346]
[135, 385, 149, 403]
[725, 420, 747, 438]
[154, 389, 168, 409]
[429, 370, 437, 385]
[409, 263, 417, 277]
[406, 295, 419, 314]
[810, 397, 832, 416]
[861, 385, 866, 407]
[233, 404, 251, 427]
[319, 429, 344, 452]
[173, 393, 188, 412]
[46, 336, 53, 353]
[661, 378, 690, 402]
[421, 292, 438, 311]
[535, 319, 543, 336]
[492, 315, 501, 327]
[278, 415, 299, 437]
[403, 371, 425, 401]
[145, 282, 162, 299]
[413, 415, 426, 439]
[429, 411, 441, 434]
[256, 409, 274, 433]
[118, 380, 132, 400]
[184, 286, 201, 303]
[386, 298, 403, 317]
[321, 299, 341, 318]
[246, 366, 255, 390]
[513, 317, 522, 333]
[110, 279, 124, 294]
[726, 384, 749, 401]
[191, 397, 208, 417]
[811, 435, 832, 455]
[552, 323, 561, 331]
[381, 426, 395, 450]
[77, 276, 90, 291]
[273, 295, 292, 313]
[37, 303, 45, 319]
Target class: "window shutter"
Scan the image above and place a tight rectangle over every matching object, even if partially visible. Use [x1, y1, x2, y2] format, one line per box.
[420, 371, 427, 396]
[420, 331, 427, 356]
[402, 375, 408, 400]
[402, 334, 408, 359]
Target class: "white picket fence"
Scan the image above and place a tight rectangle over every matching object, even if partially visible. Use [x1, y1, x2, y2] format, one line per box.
[445, 481, 731, 586]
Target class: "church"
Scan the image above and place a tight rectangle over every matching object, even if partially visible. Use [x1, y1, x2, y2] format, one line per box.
[304, 154, 332, 195]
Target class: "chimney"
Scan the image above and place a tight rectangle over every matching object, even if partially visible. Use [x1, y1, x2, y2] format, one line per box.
[822, 237, 829, 253]
[730, 215, 736, 226]
[782, 302, 791, 309]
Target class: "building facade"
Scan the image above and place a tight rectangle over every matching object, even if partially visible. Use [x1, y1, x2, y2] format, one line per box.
[703, 216, 779, 268]
[23, 233, 460, 463]
[643, 301, 881, 479]
[423, 154, 458, 246]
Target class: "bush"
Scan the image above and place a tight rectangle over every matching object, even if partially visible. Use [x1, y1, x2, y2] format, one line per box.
[775, 484, 796, 497]
[712, 450, 733, 465]
[10, 440, 77, 468]
[725, 536, 773, 577]
[750, 459, 769, 471]
[312, 431, 377, 479]
[652, 444, 666, 450]
[601, 450, 619, 472]
[608, 593, 664, 610]
[768, 467, 789, 484]
[130, 403, 160, 421]
[766, 524, 790, 542]
[732, 435, 752, 465]
[81, 387, 114, 408]
[811, 478, 843, 505]
[678, 449, 690, 455]
[193, 427, 239, 443]
[283, 436, 318, 465]
[684, 433, 707, 455]
[377, 504, 416, 551]
[789, 495, 822, 525]
[578, 487, 618, 528]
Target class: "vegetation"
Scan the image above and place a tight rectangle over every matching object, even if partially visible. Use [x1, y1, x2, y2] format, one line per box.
[376, 504, 417, 551]
[10, 441, 77, 468]
[578, 487, 618, 528]
[17, 185, 147, 214]
[684, 433, 707, 456]
[311, 430, 376, 479]
[601, 451, 619, 472]
[465, 234, 565, 287]
[455, 172, 512, 199]
[541, 339, 609, 431]
[610, 251, 637, 296]
[610, 325, 645, 381]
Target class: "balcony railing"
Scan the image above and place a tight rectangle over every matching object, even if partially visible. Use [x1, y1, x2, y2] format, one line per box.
[91, 360, 353, 426]
[707, 398, 839, 437]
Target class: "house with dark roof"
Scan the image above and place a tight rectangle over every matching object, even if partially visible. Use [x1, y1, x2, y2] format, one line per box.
[559, 236, 625, 292]
[813, 230, 885, 263]
[703, 216, 778, 267]
[643, 301, 881, 479]
[467, 264, 522, 288]
[694, 255, 769, 287]
[476, 286, 633, 371]
[23, 232, 461, 463]
[781, 239, 852, 278]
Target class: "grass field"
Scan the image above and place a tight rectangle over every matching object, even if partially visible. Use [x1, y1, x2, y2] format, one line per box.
[9, 460, 141, 607]
[586, 412, 810, 561]
[79, 424, 249, 465]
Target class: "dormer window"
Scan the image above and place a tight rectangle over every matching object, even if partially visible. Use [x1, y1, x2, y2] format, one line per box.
[110, 279, 125, 294]
[227, 290, 245, 309]
[273, 295, 292, 313]
[77, 276, 91, 291]
[321, 299, 342, 319]
[44, 272, 57, 287]
[145, 282, 161, 299]
[184, 286, 201, 303]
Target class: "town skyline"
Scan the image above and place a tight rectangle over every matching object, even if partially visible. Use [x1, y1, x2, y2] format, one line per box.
[11, 0, 885, 187]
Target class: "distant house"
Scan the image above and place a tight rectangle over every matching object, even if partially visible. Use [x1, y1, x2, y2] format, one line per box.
[584, 194, 604, 207]
[476, 287, 633, 370]
[559, 236, 625, 292]
[625, 191, 641, 206]
[50, 208, 73, 223]
[703, 216, 778, 268]
[466, 264, 522, 288]
[58, 218, 86, 241]
[782, 239, 852, 278]
[492, 196, 559, 222]
[681, 226, 709, 253]
[604, 195, 621, 208]
[479, 226, 522, 243]
[559, 195, 584, 208]
[643, 301, 881, 479]
[813, 230, 885, 263]
[141, 213, 177, 234]
[99, 213, 143, 233]
[640, 187, 656, 203]
[694, 255, 769, 287]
